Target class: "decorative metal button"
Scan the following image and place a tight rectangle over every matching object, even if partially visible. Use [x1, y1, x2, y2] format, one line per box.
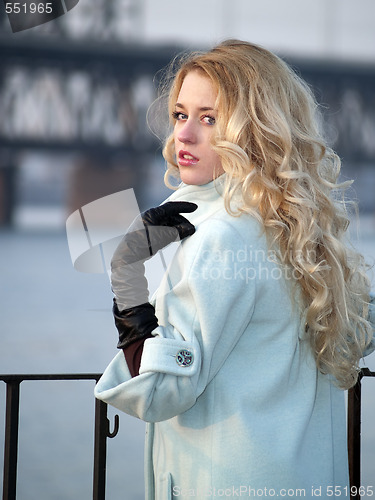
[175, 349, 194, 367]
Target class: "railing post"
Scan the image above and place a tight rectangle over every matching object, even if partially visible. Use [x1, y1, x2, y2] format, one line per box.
[347, 372, 363, 500]
[93, 398, 109, 500]
[2, 380, 21, 500]
[347, 368, 375, 499]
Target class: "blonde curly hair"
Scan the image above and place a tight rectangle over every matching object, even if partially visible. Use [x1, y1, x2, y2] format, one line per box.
[161, 39, 372, 389]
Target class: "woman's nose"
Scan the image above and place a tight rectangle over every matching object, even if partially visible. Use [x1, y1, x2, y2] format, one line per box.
[177, 121, 197, 145]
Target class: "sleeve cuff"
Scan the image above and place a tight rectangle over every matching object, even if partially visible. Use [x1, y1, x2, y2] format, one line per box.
[139, 337, 201, 377]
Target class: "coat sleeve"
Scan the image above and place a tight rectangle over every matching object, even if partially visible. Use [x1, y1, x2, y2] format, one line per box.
[94, 218, 258, 422]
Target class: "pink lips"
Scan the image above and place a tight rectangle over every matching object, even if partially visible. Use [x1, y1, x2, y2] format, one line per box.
[178, 150, 199, 167]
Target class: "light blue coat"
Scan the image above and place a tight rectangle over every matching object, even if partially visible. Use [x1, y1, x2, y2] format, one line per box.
[95, 179, 375, 499]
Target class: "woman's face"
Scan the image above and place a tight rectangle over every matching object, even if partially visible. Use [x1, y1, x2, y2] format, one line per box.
[173, 70, 223, 186]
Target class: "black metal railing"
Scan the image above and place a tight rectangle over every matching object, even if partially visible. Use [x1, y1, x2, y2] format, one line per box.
[1, 369, 374, 500]
[0, 373, 119, 500]
[347, 367, 375, 499]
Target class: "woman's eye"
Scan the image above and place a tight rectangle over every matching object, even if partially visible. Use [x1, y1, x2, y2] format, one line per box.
[202, 115, 216, 125]
[172, 111, 187, 121]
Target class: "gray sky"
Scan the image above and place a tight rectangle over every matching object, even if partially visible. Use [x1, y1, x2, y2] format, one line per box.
[139, 0, 375, 62]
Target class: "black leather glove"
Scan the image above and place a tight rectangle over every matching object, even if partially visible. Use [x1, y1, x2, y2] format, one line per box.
[113, 300, 159, 349]
[111, 201, 197, 349]
[112, 201, 198, 266]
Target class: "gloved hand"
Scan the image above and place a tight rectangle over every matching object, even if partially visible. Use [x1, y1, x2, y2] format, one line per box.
[111, 201, 198, 267]
[111, 201, 197, 349]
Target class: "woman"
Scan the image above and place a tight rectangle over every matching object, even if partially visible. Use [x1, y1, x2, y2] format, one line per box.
[95, 40, 375, 498]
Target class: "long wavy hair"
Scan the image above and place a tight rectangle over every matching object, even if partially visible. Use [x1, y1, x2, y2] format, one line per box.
[161, 39, 372, 389]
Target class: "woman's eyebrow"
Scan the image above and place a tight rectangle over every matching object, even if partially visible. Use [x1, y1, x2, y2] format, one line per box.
[175, 102, 215, 112]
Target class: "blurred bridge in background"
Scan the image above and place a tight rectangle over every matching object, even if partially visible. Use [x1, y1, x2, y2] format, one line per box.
[1, 16, 375, 225]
